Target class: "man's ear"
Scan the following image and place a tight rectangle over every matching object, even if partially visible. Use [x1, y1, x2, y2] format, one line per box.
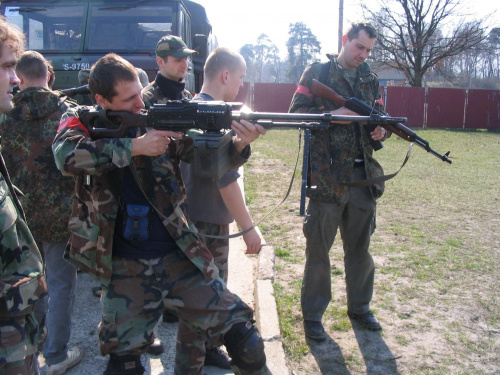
[221, 69, 230, 84]
[342, 34, 348, 46]
[95, 93, 108, 107]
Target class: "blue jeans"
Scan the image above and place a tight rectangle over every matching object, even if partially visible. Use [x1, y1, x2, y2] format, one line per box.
[40, 240, 77, 365]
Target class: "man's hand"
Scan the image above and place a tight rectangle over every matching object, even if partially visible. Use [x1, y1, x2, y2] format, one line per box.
[243, 227, 262, 254]
[231, 119, 266, 154]
[370, 125, 387, 140]
[131, 129, 183, 157]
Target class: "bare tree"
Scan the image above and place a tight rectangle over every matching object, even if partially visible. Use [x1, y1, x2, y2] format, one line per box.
[363, 0, 489, 87]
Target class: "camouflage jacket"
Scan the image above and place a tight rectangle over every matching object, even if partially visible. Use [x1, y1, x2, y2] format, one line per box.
[289, 55, 387, 204]
[142, 74, 192, 108]
[0, 87, 77, 243]
[52, 106, 250, 286]
[0, 153, 46, 319]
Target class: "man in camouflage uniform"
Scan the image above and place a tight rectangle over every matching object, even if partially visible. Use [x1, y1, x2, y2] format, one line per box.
[289, 22, 390, 340]
[1, 50, 83, 375]
[0, 17, 47, 375]
[179, 47, 264, 370]
[142, 35, 194, 329]
[52, 53, 270, 375]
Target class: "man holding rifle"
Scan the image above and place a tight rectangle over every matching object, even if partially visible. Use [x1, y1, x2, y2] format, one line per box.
[52, 53, 270, 375]
[289, 22, 389, 339]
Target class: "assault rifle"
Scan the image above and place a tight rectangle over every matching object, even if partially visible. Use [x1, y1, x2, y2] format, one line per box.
[78, 100, 407, 215]
[310, 79, 452, 164]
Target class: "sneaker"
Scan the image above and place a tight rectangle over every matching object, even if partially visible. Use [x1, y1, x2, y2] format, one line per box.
[47, 347, 84, 375]
[204, 347, 231, 369]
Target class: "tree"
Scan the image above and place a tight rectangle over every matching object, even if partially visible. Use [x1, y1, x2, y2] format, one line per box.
[286, 22, 321, 83]
[363, 0, 489, 87]
[239, 34, 284, 83]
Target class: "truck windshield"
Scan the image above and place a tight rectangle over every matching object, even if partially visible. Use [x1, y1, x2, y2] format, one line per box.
[3, 2, 175, 53]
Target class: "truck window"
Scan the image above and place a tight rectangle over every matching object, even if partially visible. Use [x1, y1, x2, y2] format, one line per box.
[4, 5, 85, 51]
[87, 4, 175, 52]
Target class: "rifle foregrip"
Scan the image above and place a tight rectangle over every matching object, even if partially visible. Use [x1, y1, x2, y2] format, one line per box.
[344, 98, 384, 151]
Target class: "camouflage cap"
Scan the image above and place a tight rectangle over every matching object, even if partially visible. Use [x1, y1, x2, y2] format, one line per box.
[155, 35, 197, 58]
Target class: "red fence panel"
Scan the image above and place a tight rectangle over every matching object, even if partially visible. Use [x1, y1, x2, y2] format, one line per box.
[234, 82, 251, 108]
[464, 89, 500, 129]
[427, 88, 466, 128]
[253, 83, 297, 112]
[385, 86, 425, 128]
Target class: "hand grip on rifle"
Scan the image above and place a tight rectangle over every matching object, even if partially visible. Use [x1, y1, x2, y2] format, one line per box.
[309, 79, 452, 164]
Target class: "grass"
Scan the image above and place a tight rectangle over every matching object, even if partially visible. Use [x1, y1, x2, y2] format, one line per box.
[245, 128, 500, 374]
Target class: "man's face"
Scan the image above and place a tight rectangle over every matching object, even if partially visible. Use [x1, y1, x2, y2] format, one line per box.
[157, 55, 189, 81]
[98, 79, 145, 113]
[340, 30, 376, 70]
[0, 45, 20, 113]
[223, 64, 246, 102]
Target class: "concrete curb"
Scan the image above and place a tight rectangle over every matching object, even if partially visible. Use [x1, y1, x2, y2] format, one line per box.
[254, 244, 290, 375]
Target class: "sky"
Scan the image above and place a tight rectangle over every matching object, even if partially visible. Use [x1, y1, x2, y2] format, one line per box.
[191, 0, 500, 60]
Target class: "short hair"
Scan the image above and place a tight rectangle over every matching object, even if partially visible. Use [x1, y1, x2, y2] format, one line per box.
[0, 16, 25, 58]
[346, 22, 377, 41]
[47, 61, 55, 88]
[89, 53, 138, 102]
[204, 47, 245, 80]
[16, 51, 49, 81]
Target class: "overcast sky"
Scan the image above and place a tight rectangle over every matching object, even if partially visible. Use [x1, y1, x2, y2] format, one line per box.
[191, 0, 499, 60]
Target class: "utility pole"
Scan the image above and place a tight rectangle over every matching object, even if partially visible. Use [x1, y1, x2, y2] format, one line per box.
[338, 0, 344, 53]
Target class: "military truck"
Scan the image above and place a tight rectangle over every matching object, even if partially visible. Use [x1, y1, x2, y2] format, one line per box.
[1, 0, 217, 91]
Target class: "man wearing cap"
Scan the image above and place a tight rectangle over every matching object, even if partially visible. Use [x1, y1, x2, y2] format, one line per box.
[142, 35, 195, 106]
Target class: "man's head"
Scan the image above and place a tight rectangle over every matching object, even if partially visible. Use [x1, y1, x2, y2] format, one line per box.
[89, 53, 144, 113]
[338, 22, 377, 70]
[203, 47, 246, 102]
[16, 51, 50, 90]
[0, 16, 24, 113]
[155, 35, 196, 82]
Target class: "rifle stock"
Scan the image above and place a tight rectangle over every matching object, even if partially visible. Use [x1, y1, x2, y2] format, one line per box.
[310, 79, 452, 164]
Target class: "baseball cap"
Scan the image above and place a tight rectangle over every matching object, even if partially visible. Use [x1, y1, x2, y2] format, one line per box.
[155, 35, 197, 58]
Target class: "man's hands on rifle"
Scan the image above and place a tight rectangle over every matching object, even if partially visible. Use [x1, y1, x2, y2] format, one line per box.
[131, 129, 183, 157]
[330, 107, 387, 140]
[231, 119, 267, 154]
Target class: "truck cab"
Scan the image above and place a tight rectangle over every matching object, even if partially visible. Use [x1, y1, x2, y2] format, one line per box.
[1, 0, 217, 92]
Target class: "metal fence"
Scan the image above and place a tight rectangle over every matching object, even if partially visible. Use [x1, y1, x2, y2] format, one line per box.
[235, 82, 500, 129]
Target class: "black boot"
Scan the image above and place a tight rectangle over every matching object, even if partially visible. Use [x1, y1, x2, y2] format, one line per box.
[103, 354, 145, 375]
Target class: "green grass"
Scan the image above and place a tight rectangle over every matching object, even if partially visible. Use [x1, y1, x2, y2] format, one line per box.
[245, 128, 500, 374]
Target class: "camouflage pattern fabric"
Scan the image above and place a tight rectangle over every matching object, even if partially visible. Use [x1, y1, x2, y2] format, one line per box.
[0, 352, 39, 374]
[0, 87, 77, 243]
[191, 221, 229, 283]
[289, 55, 387, 204]
[52, 106, 249, 286]
[0, 154, 47, 364]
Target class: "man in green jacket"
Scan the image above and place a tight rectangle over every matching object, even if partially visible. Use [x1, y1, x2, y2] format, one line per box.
[0, 17, 47, 375]
[289, 22, 390, 340]
[52, 53, 270, 375]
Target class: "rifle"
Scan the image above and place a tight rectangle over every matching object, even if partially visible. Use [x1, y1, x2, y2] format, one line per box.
[78, 100, 407, 215]
[310, 79, 452, 164]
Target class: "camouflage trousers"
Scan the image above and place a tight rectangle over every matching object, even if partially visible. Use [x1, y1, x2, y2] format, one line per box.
[192, 220, 230, 283]
[0, 312, 41, 374]
[98, 250, 269, 375]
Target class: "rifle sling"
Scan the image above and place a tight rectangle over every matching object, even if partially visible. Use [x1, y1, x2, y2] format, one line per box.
[342, 143, 413, 187]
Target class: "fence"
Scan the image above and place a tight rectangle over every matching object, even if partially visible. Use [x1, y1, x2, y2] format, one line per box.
[235, 83, 500, 130]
